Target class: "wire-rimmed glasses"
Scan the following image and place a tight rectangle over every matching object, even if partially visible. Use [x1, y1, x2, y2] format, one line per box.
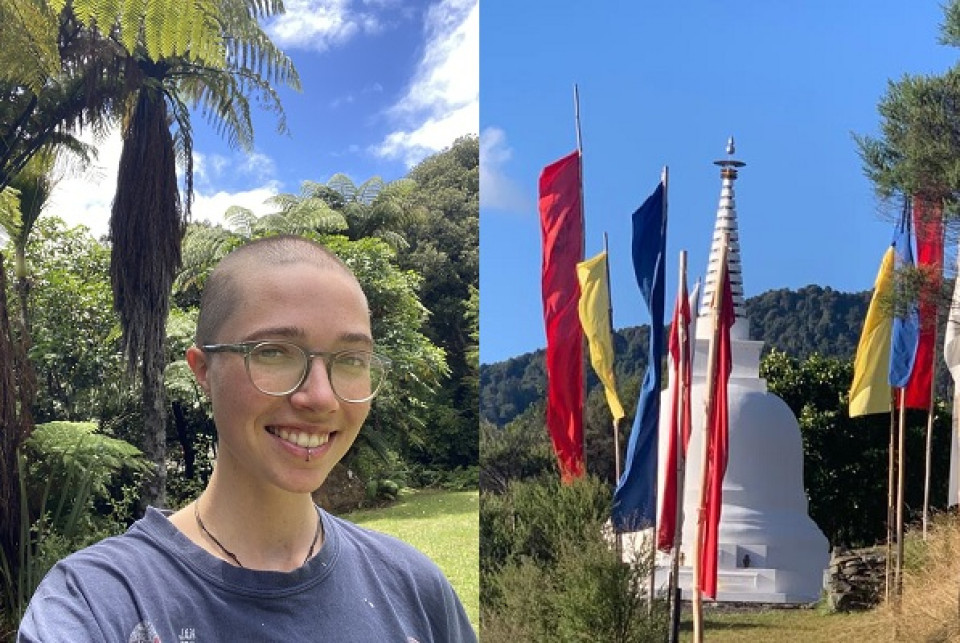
[201, 341, 391, 402]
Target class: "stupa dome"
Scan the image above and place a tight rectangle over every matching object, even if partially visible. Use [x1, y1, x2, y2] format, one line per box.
[649, 139, 829, 603]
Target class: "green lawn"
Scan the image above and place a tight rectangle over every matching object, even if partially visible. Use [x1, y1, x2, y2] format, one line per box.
[344, 489, 479, 632]
[677, 604, 876, 642]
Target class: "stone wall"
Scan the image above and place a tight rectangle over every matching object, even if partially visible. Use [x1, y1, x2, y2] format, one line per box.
[825, 549, 886, 611]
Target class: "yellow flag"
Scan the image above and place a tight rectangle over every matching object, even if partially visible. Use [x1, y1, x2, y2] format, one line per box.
[848, 247, 894, 417]
[576, 251, 625, 421]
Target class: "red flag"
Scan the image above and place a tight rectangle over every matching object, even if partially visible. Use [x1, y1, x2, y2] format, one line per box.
[902, 195, 943, 409]
[699, 268, 734, 599]
[657, 274, 693, 552]
[539, 150, 584, 482]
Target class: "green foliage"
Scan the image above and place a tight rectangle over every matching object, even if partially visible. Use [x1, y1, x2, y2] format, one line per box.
[23, 422, 150, 531]
[400, 137, 479, 470]
[9, 218, 123, 423]
[480, 475, 665, 642]
[481, 286, 874, 428]
[1, 422, 147, 625]
[762, 350, 951, 547]
[854, 1, 960, 208]
[480, 475, 612, 576]
[480, 413, 556, 494]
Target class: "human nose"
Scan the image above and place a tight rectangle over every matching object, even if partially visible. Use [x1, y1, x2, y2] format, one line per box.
[290, 356, 339, 411]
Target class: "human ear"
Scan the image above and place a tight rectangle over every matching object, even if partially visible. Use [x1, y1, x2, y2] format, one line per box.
[185, 346, 210, 394]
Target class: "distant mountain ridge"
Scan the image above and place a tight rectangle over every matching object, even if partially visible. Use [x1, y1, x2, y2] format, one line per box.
[480, 285, 872, 427]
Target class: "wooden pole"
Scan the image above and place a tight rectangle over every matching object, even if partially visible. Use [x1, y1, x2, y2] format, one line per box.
[895, 388, 907, 601]
[668, 250, 689, 643]
[692, 235, 729, 643]
[885, 391, 896, 604]
[922, 308, 939, 540]
[922, 390, 935, 541]
[602, 231, 624, 559]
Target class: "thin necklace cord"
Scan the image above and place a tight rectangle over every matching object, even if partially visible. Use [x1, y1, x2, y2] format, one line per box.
[194, 501, 322, 569]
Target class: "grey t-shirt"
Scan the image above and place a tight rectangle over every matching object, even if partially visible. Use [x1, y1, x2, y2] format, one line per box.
[19, 506, 476, 642]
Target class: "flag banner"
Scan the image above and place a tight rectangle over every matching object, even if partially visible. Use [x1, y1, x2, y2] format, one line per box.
[946, 246, 960, 383]
[901, 195, 943, 409]
[539, 150, 585, 482]
[700, 266, 735, 599]
[577, 251, 625, 421]
[657, 268, 693, 552]
[612, 181, 666, 532]
[889, 199, 919, 388]
[946, 240, 960, 506]
[849, 247, 896, 417]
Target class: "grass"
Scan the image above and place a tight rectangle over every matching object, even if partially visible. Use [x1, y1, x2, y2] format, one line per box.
[673, 512, 960, 642]
[344, 488, 479, 632]
[676, 604, 874, 642]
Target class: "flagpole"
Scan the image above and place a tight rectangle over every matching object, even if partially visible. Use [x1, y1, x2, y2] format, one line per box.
[603, 231, 624, 560]
[922, 317, 938, 541]
[604, 233, 621, 484]
[885, 389, 895, 604]
[895, 388, 907, 602]
[668, 249, 689, 643]
[648, 166, 669, 615]
[692, 233, 729, 643]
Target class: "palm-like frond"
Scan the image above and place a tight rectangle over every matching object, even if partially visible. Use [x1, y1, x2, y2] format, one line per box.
[255, 197, 348, 236]
[328, 173, 358, 201]
[0, 187, 23, 239]
[0, 0, 60, 92]
[224, 204, 258, 237]
[355, 176, 384, 205]
[174, 223, 238, 293]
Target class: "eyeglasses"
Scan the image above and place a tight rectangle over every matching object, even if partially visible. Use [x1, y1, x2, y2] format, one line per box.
[201, 341, 391, 402]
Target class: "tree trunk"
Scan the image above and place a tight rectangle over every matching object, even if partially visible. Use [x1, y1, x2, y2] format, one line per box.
[13, 247, 35, 430]
[0, 253, 24, 578]
[139, 338, 167, 513]
[171, 401, 195, 480]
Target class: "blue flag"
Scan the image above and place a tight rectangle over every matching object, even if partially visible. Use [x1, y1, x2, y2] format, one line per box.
[612, 181, 666, 532]
[889, 199, 919, 388]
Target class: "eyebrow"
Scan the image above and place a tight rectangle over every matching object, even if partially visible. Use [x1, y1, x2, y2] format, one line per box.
[242, 326, 374, 348]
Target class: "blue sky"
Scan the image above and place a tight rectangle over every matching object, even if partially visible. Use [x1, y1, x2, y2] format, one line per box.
[480, 1, 958, 365]
[45, 0, 477, 237]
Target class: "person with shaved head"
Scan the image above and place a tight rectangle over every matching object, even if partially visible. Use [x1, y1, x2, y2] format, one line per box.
[20, 235, 476, 642]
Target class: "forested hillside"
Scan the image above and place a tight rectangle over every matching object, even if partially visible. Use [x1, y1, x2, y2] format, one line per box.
[480, 285, 871, 427]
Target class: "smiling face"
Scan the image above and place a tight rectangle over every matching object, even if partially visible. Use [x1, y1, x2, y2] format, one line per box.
[187, 260, 373, 495]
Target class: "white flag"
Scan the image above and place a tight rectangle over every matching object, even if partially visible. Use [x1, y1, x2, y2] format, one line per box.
[945, 249, 960, 506]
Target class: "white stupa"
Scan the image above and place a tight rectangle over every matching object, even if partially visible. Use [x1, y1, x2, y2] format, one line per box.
[650, 138, 830, 603]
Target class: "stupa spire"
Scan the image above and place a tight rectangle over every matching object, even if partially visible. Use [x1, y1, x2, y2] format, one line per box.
[700, 137, 747, 326]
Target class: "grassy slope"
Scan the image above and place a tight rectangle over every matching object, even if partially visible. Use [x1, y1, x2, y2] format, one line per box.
[344, 489, 479, 632]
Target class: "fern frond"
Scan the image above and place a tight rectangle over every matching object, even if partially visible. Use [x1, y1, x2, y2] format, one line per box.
[0, 0, 60, 91]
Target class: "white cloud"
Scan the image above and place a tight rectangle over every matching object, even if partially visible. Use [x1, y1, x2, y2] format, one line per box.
[191, 184, 280, 229]
[265, 0, 391, 52]
[373, 0, 478, 166]
[44, 128, 281, 239]
[45, 128, 123, 239]
[479, 127, 530, 214]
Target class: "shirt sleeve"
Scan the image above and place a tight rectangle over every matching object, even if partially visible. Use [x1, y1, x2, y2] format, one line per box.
[17, 562, 111, 642]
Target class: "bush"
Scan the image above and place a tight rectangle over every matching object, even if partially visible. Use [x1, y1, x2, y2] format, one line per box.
[2, 422, 148, 628]
[22, 421, 150, 537]
[480, 475, 667, 642]
[480, 475, 612, 576]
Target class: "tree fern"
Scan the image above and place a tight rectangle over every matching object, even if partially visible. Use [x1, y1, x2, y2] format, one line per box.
[0, 0, 60, 92]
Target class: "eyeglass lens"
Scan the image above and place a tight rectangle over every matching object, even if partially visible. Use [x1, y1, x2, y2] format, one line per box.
[246, 342, 384, 400]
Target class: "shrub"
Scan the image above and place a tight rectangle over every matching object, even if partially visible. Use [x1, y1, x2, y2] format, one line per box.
[480, 476, 667, 642]
[2, 422, 147, 628]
